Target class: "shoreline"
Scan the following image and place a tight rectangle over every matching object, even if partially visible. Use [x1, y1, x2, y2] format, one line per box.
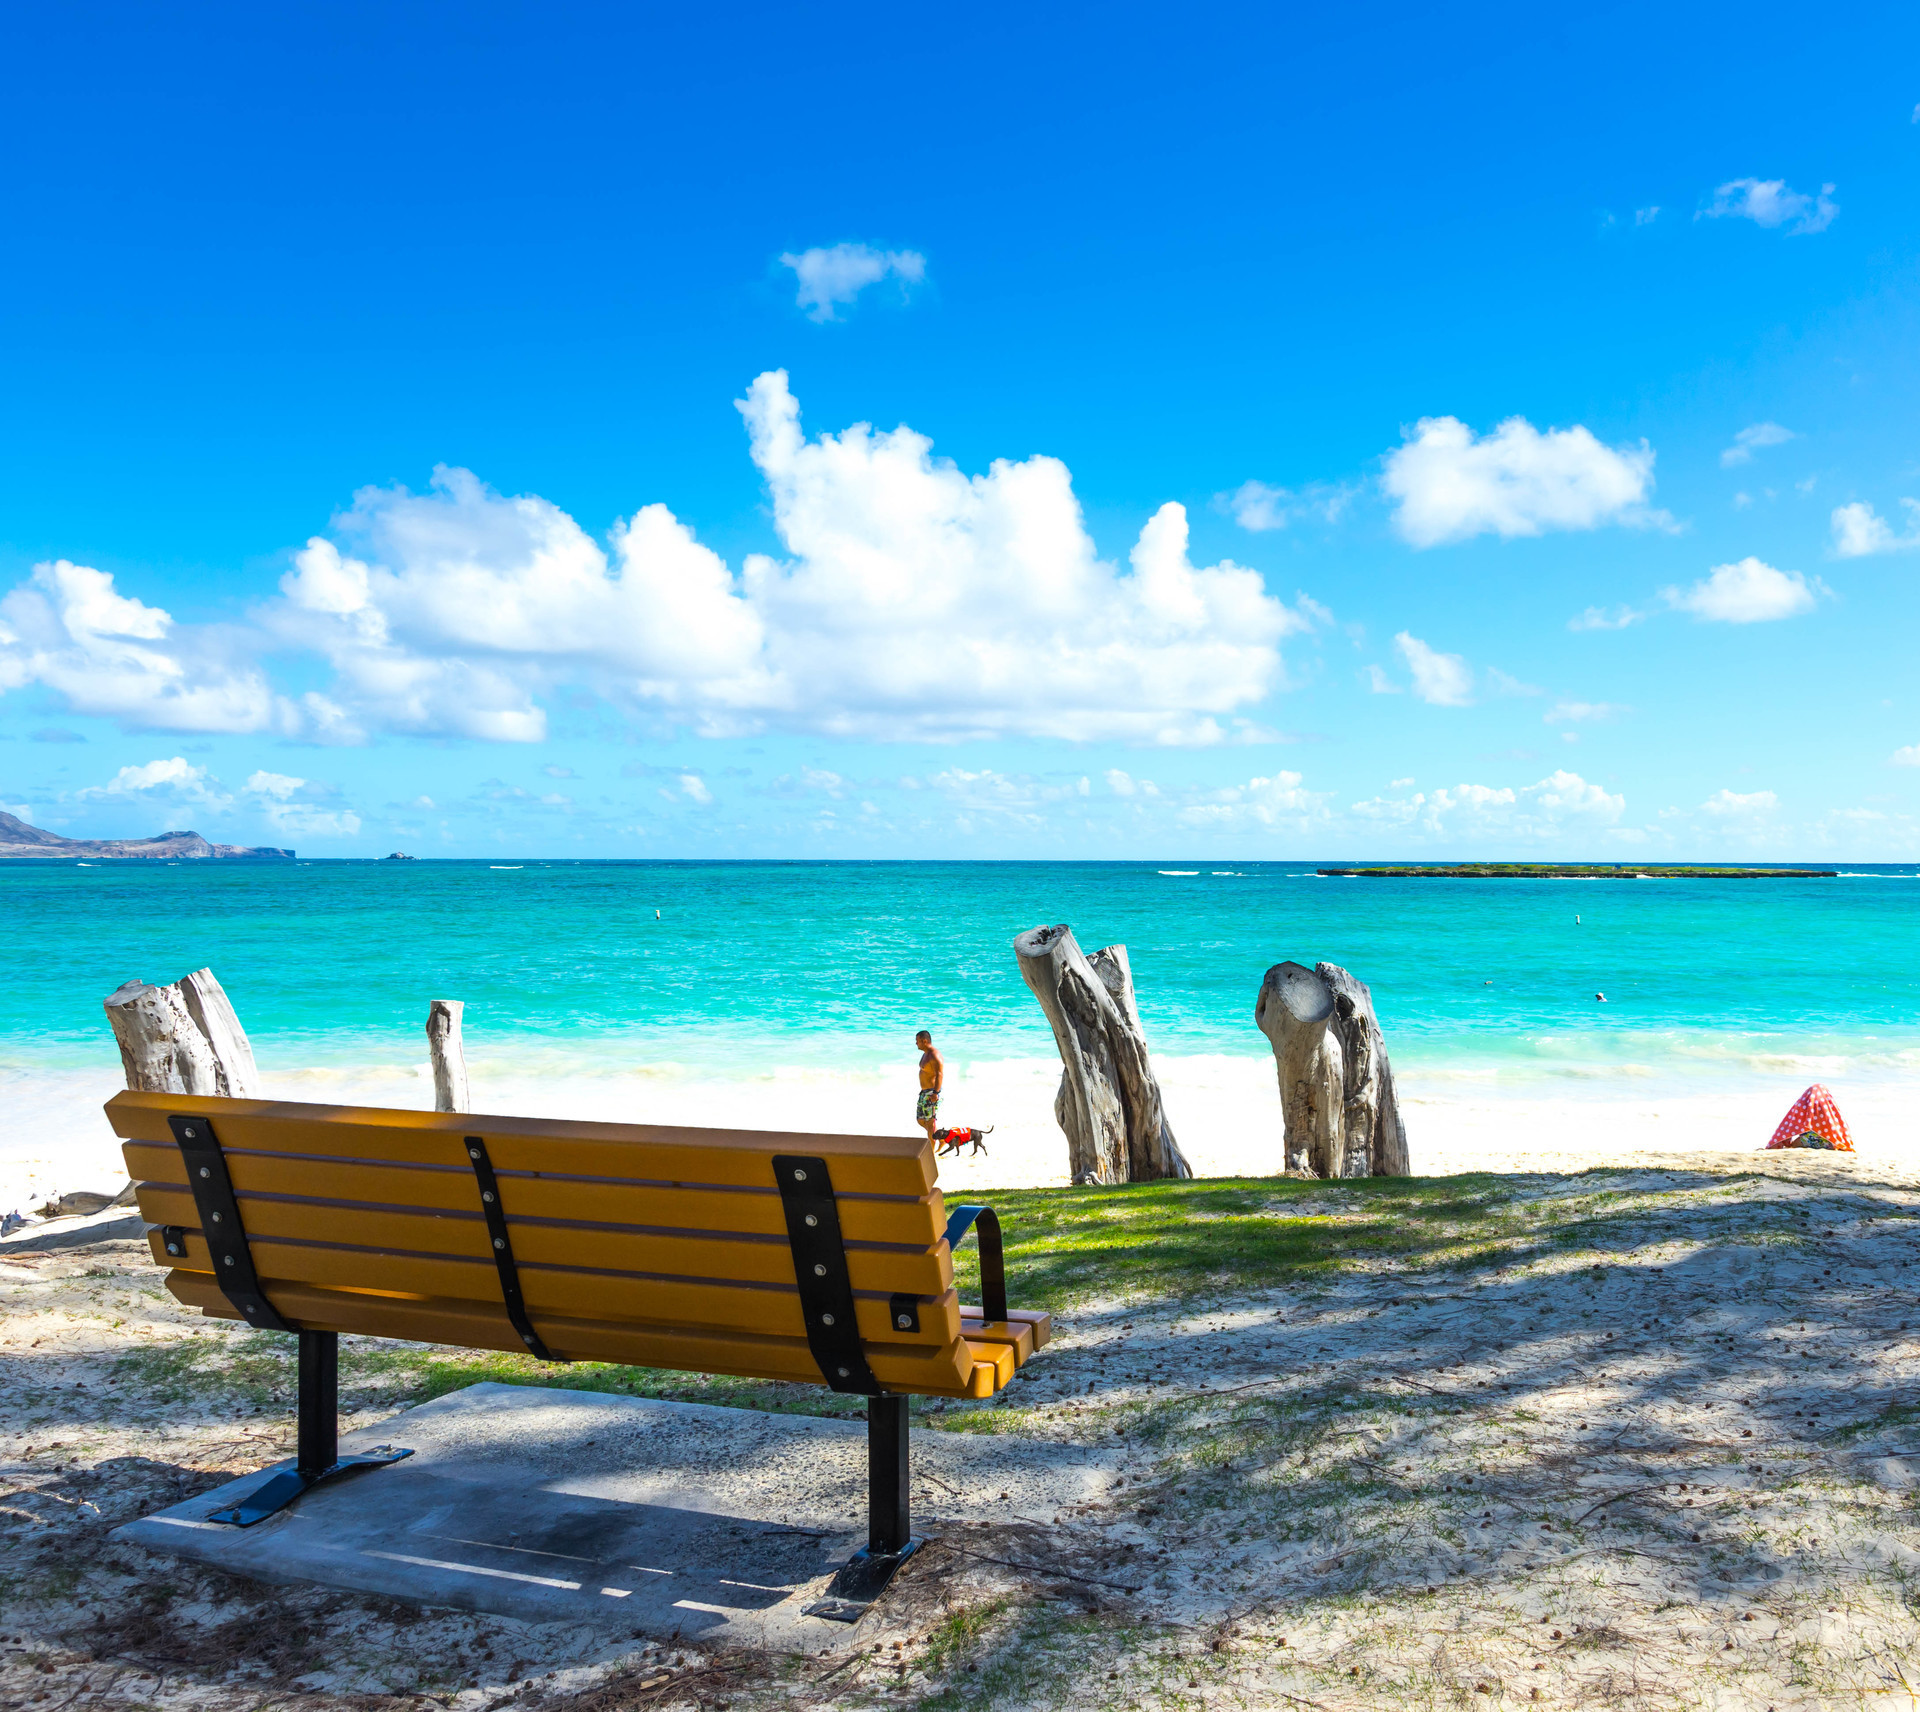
[5, 1044, 1911, 1212]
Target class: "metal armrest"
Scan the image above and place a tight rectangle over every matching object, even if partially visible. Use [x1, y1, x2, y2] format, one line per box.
[941, 1204, 1007, 1323]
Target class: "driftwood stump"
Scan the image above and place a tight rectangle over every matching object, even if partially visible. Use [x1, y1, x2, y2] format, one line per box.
[426, 1000, 469, 1113]
[1013, 924, 1190, 1185]
[103, 968, 260, 1097]
[1255, 960, 1408, 1178]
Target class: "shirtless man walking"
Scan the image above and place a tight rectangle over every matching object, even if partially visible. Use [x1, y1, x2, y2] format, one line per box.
[914, 1029, 943, 1140]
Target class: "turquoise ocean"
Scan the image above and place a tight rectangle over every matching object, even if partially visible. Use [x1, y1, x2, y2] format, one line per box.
[4, 859, 1917, 1196]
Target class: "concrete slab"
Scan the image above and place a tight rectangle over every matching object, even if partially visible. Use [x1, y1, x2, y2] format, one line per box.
[115, 1384, 1116, 1647]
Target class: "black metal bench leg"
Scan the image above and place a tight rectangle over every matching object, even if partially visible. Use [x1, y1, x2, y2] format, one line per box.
[205, 1330, 413, 1527]
[818, 1395, 923, 1614]
[298, 1330, 339, 1479]
[869, 1393, 910, 1556]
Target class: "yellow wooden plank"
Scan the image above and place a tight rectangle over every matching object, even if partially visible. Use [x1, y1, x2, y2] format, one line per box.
[145, 1205, 956, 1297]
[123, 1144, 943, 1246]
[961, 1305, 1052, 1351]
[149, 1227, 960, 1345]
[961, 1338, 1015, 1395]
[108, 1091, 936, 1196]
[959, 1318, 1037, 1366]
[162, 1273, 984, 1396]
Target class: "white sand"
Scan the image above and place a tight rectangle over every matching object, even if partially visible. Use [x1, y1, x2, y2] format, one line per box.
[5, 1044, 1914, 1212]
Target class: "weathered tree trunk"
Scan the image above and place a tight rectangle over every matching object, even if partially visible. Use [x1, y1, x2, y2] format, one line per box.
[1255, 962, 1345, 1176]
[1013, 924, 1190, 1184]
[1314, 963, 1409, 1177]
[103, 968, 260, 1097]
[1256, 960, 1409, 1178]
[426, 1000, 469, 1113]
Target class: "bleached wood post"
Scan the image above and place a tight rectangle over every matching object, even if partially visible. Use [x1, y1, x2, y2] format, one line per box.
[103, 968, 261, 1097]
[1013, 924, 1190, 1185]
[425, 1000, 469, 1113]
[1255, 960, 1409, 1178]
[1256, 962, 1345, 1176]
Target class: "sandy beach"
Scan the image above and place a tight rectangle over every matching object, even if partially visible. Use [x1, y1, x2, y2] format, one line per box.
[5, 1047, 1913, 1217]
[5, 1146, 1919, 1710]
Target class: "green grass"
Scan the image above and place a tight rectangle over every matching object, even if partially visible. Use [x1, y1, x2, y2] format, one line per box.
[916, 1608, 1126, 1712]
[954, 1172, 1599, 1307]
[111, 1331, 890, 1421]
[917, 1596, 1016, 1678]
[105, 1163, 1830, 1430]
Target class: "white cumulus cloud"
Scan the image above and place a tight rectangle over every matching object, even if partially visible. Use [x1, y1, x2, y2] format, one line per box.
[1891, 746, 1920, 768]
[1179, 770, 1329, 829]
[1701, 788, 1778, 815]
[276, 466, 768, 744]
[1830, 499, 1920, 557]
[779, 243, 926, 321]
[731, 372, 1307, 742]
[1348, 769, 1624, 838]
[0, 561, 276, 734]
[1545, 700, 1627, 724]
[1220, 480, 1354, 533]
[242, 769, 360, 837]
[1394, 632, 1474, 706]
[1701, 178, 1837, 234]
[1720, 422, 1795, 467]
[1662, 557, 1821, 623]
[1567, 604, 1644, 632]
[1382, 416, 1666, 547]
[79, 757, 231, 810]
[250, 373, 1313, 748]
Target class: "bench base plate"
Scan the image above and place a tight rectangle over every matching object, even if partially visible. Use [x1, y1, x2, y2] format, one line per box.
[115, 1383, 1118, 1649]
[807, 1536, 926, 1621]
[208, 1446, 414, 1526]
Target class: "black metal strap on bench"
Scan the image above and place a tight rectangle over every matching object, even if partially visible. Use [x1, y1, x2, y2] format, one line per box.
[772, 1154, 881, 1396]
[772, 1153, 928, 1618]
[942, 1203, 1008, 1322]
[168, 1114, 292, 1333]
[167, 1114, 410, 1524]
[463, 1135, 564, 1363]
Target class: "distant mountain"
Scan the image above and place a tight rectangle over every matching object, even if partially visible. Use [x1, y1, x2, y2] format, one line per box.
[0, 812, 293, 860]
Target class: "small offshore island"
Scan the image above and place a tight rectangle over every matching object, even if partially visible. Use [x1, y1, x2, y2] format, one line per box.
[1319, 862, 1839, 878]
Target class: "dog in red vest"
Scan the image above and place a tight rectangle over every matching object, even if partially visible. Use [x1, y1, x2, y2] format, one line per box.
[934, 1125, 992, 1158]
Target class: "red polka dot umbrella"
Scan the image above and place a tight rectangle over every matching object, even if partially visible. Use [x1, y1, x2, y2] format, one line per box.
[1766, 1083, 1854, 1152]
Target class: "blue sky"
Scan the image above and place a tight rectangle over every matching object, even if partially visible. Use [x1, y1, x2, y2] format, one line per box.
[4, 1, 1919, 857]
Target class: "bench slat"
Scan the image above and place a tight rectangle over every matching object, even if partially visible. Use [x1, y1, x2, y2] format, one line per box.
[162, 1272, 1012, 1398]
[150, 1226, 959, 1345]
[109, 1092, 934, 1196]
[123, 1143, 945, 1245]
[962, 1305, 1052, 1352]
[137, 1188, 953, 1298]
[959, 1317, 1037, 1367]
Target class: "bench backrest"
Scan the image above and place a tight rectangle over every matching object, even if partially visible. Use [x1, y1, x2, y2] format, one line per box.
[111, 1089, 1015, 1398]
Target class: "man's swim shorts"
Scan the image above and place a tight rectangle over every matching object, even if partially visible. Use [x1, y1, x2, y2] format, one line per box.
[915, 1087, 939, 1126]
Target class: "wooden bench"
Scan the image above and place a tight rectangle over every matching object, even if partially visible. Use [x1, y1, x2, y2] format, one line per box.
[110, 1090, 1050, 1607]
